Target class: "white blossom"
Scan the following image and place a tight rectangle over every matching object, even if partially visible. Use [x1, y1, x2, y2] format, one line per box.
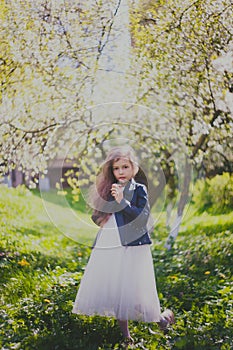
[213, 51, 233, 73]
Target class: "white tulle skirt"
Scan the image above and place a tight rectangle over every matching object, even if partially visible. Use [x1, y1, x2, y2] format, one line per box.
[72, 215, 161, 322]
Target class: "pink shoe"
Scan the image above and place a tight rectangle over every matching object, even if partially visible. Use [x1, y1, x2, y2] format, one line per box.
[158, 309, 175, 331]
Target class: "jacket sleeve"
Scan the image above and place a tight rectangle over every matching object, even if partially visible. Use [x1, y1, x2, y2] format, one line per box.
[101, 196, 123, 213]
[92, 185, 150, 225]
[119, 185, 150, 225]
[91, 198, 120, 225]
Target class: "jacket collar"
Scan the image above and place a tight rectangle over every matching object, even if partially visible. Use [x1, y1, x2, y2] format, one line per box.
[124, 178, 136, 192]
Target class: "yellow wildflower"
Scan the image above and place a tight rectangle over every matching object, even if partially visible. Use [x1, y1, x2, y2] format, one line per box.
[170, 275, 178, 280]
[18, 259, 30, 267]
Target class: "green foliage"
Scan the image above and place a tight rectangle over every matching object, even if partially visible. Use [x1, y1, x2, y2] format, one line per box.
[192, 173, 233, 214]
[1, 185, 233, 349]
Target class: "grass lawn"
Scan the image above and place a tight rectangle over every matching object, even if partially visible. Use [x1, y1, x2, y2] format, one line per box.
[0, 184, 232, 349]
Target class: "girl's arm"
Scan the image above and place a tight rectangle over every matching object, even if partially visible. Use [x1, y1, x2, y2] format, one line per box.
[104, 185, 150, 224]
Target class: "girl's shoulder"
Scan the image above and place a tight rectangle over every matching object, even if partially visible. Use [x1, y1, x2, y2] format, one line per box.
[130, 179, 148, 193]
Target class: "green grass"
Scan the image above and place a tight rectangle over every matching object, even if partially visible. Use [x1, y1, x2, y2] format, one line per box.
[0, 184, 232, 349]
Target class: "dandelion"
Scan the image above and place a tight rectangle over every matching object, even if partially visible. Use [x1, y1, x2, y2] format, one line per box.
[18, 259, 30, 267]
[170, 275, 178, 280]
[204, 271, 211, 275]
[44, 299, 51, 303]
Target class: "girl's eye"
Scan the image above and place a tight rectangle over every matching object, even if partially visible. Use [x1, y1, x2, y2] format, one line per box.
[124, 165, 129, 169]
[113, 167, 118, 171]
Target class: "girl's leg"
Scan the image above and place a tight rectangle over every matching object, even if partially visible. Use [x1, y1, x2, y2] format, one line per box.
[117, 319, 130, 338]
[118, 320, 134, 345]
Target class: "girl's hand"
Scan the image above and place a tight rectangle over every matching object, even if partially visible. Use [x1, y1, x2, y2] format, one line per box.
[111, 184, 124, 203]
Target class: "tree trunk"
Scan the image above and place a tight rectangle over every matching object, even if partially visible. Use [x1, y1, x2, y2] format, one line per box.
[166, 202, 173, 230]
[165, 159, 192, 249]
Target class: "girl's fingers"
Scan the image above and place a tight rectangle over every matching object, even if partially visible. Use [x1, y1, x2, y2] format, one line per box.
[111, 185, 122, 202]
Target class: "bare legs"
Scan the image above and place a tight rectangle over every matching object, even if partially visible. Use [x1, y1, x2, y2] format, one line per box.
[117, 310, 174, 344]
[117, 319, 130, 338]
[118, 319, 134, 346]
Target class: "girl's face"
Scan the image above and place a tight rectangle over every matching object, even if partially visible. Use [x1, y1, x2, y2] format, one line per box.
[112, 157, 134, 184]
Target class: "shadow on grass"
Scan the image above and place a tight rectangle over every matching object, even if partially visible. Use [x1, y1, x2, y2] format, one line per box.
[0, 245, 89, 272]
[181, 220, 233, 236]
[31, 189, 89, 214]
[30, 318, 122, 350]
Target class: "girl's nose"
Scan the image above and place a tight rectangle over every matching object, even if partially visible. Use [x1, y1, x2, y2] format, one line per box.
[119, 168, 123, 174]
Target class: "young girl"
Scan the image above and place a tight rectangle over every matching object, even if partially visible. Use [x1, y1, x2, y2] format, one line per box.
[72, 146, 174, 344]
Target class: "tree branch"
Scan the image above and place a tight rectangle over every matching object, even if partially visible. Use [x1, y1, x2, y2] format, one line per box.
[96, 0, 122, 60]
[191, 109, 222, 159]
[7, 122, 63, 135]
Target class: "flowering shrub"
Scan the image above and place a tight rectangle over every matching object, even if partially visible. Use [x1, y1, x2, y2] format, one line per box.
[193, 173, 233, 214]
